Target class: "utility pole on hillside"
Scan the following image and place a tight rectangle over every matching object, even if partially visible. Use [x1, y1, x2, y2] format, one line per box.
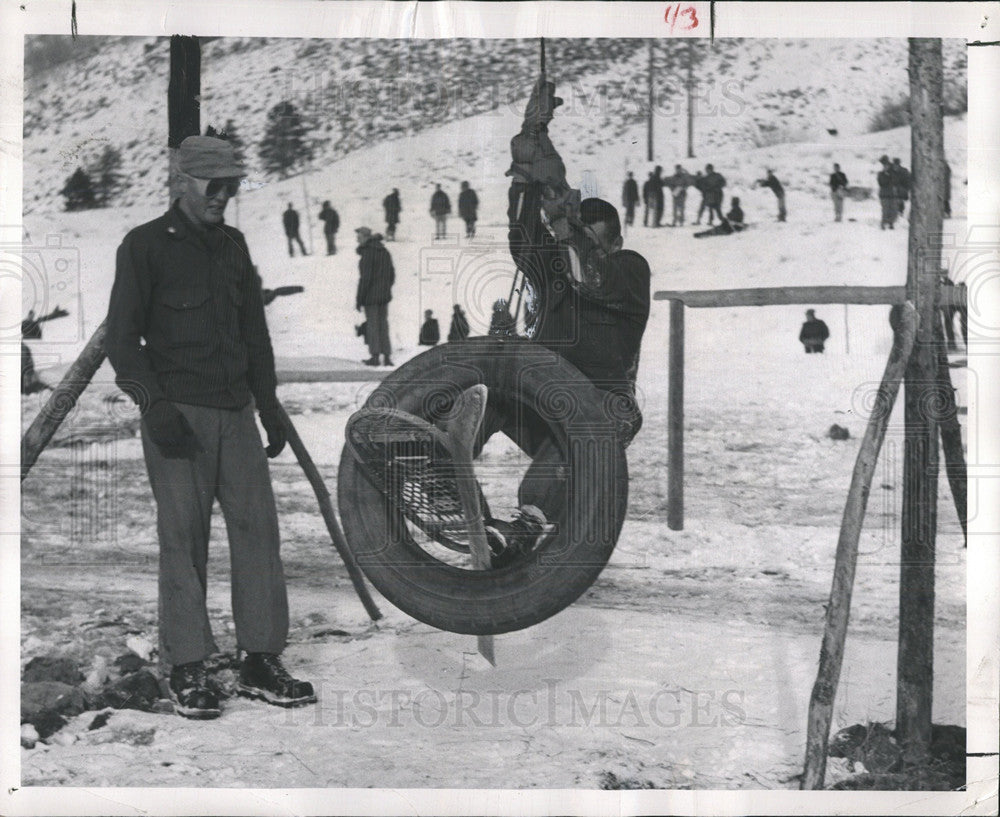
[686, 39, 695, 158]
[647, 40, 655, 163]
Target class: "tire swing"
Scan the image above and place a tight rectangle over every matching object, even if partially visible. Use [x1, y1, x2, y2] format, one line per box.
[337, 336, 630, 635]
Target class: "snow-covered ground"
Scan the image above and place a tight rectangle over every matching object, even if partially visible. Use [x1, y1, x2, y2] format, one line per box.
[17, 47, 972, 791]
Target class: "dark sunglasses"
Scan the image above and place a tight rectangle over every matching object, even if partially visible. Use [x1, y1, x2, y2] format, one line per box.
[188, 175, 241, 198]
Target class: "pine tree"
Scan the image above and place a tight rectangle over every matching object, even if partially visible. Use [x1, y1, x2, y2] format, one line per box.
[221, 119, 246, 163]
[90, 145, 124, 206]
[258, 101, 313, 178]
[61, 167, 97, 211]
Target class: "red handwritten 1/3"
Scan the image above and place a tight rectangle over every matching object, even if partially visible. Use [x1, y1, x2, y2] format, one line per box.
[664, 3, 699, 31]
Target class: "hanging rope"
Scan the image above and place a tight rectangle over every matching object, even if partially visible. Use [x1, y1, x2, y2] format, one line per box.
[491, 37, 546, 338]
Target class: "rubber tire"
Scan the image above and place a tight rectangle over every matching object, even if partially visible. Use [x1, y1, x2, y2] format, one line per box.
[337, 337, 629, 635]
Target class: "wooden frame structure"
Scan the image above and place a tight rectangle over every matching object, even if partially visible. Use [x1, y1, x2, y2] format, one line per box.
[652, 284, 967, 531]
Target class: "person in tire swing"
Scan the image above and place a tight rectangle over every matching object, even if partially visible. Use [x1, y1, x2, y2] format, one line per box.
[483, 74, 652, 568]
[105, 136, 316, 719]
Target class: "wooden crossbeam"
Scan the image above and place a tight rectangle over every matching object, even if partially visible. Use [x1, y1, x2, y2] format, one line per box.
[653, 285, 966, 308]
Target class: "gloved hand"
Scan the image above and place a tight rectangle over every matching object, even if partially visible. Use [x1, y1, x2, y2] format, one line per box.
[259, 408, 286, 458]
[143, 400, 203, 459]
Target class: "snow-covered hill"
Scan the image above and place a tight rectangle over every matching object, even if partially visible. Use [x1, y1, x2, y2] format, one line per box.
[23, 36, 966, 215]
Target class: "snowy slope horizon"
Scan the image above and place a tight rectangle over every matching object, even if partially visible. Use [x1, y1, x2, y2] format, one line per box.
[23, 36, 966, 215]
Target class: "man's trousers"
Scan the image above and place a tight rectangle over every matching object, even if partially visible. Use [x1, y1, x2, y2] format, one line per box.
[141, 402, 289, 667]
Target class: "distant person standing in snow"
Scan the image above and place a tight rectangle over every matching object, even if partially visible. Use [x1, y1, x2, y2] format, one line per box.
[282, 203, 308, 257]
[891, 158, 911, 216]
[621, 171, 639, 227]
[642, 172, 657, 227]
[799, 309, 830, 354]
[692, 171, 707, 225]
[666, 164, 691, 226]
[430, 184, 451, 240]
[318, 200, 340, 255]
[651, 165, 666, 227]
[699, 164, 726, 226]
[829, 163, 848, 222]
[419, 309, 440, 346]
[355, 226, 395, 367]
[448, 303, 470, 341]
[383, 188, 401, 241]
[877, 155, 898, 230]
[756, 169, 786, 222]
[458, 181, 479, 239]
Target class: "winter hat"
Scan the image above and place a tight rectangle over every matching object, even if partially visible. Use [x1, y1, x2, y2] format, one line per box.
[879, 155, 890, 164]
[355, 226, 373, 242]
[178, 136, 246, 178]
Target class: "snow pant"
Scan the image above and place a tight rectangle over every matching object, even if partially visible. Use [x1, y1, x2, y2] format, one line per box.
[476, 387, 639, 525]
[324, 230, 337, 255]
[433, 215, 447, 239]
[803, 341, 825, 354]
[776, 193, 787, 222]
[21, 342, 47, 394]
[643, 197, 655, 227]
[831, 189, 845, 221]
[624, 203, 635, 226]
[287, 233, 308, 256]
[385, 220, 398, 240]
[941, 304, 968, 347]
[703, 201, 724, 225]
[653, 199, 664, 227]
[364, 303, 391, 358]
[463, 217, 476, 238]
[141, 402, 289, 668]
[672, 192, 686, 225]
[880, 197, 898, 229]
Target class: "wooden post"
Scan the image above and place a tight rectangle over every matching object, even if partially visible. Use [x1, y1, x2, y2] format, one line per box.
[667, 299, 684, 530]
[686, 40, 695, 159]
[275, 404, 382, 622]
[21, 321, 107, 481]
[896, 37, 945, 763]
[168, 36, 201, 202]
[647, 40, 654, 163]
[802, 304, 918, 789]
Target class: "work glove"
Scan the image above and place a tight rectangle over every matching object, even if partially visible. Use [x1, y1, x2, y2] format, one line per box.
[259, 408, 287, 458]
[143, 400, 203, 459]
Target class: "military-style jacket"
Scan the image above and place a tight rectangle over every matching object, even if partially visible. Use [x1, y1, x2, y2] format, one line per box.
[105, 203, 278, 413]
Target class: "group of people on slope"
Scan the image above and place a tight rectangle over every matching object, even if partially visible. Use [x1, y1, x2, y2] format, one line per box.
[622, 164, 729, 229]
[622, 164, 787, 236]
[384, 182, 481, 241]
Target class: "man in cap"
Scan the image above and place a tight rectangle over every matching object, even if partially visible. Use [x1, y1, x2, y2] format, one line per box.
[355, 226, 396, 366]
[105, 135, 315, 720]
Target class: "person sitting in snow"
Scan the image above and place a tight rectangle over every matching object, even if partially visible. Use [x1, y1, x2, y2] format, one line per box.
[419, 309, 440, 346]
[694, 196, 744, 238]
